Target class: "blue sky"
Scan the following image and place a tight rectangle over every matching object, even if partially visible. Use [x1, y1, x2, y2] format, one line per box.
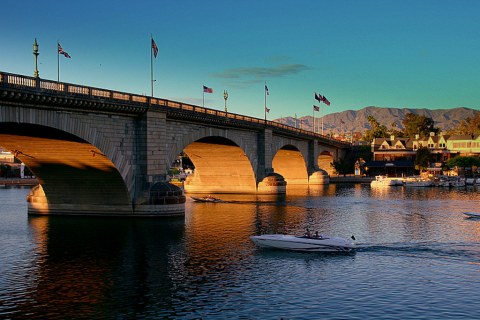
[1, 0, 479, 120]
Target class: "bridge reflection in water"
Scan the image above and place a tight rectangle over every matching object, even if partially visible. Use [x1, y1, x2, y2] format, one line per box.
[7, 184, 480, 318]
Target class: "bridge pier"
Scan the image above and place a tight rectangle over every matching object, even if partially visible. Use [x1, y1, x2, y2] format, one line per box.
[308, 169, 330, 184]
[27, 184, 186, 217]
[256, 129, 287, 193]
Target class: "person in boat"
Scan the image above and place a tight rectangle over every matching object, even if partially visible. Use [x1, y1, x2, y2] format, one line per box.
[314, 231, 319, 238]
[305, 229, 311, 237]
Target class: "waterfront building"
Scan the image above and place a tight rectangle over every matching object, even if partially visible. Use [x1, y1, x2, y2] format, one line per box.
[0, 148, 14, 163]
[366, 136, 416, 177]
[366, 133, 480, 177]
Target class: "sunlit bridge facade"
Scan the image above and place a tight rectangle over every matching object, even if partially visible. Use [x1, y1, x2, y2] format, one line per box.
[0, 71, 350, 216]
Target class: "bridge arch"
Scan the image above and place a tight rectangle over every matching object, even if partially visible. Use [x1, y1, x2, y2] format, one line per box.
[0, 107, 135, 186]
[0, 122, 132, 214]
[165, 126, 258, 176]
[272, 144, 309, 185]
[181, 136, 257, 193]
[318, 151, 335, 175]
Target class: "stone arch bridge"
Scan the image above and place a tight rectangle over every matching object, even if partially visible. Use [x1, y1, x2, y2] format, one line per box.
[0, 72, 350, 216]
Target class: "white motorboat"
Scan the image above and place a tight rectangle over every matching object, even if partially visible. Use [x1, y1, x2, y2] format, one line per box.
[370, 175, 403, 187]
[463, 212, 480, 218]
[450, 177, 466, 188]
[250, 234, 355, 252]
[403, 177, 433, 187]
[191, 196, 223, 203]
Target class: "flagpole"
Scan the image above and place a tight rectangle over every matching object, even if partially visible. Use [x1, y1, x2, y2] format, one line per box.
[203, 87, 205, 108]
[150, 34, 153, 97]
[312, 106, 315, 133]
[321, 105, 324, 135]
[57, 41, 59, 82]
[264, 81, 267, 122]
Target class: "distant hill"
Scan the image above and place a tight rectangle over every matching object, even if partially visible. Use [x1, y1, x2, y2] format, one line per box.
[274, 106, 479, 134]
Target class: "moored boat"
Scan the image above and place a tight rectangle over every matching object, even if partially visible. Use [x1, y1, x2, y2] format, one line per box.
[450, 177, 466, 188]
[191, 196, 223, 203]
[403, 176, 433, 187]
[250, 234, 355, 252]
[370, 175, 403, 187]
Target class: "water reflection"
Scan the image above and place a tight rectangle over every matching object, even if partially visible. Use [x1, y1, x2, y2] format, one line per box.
[22, 216, 185, 318]
[2, 185, 480, 319]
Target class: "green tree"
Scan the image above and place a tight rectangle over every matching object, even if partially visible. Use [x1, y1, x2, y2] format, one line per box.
[388, 121, 405, 138]
[414, 146, 432, 172]
[352, 145, 373, 163]
[446, 156, 480, 168]
[402, 113, 439, 138]
[451, 112, 480, 135]
[331, 158, 352, 176]
[363, 115, 388, 142]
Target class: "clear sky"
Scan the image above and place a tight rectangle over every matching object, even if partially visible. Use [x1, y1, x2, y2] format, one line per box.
[1, 0, 479, 120]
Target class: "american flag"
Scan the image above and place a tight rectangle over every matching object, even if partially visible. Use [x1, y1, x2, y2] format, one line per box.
[203, 85, 213, 93]
[265, 107, 270, 113]
[151, 38, 158, 58]
[265, 85, 269, 95]
[313, 105, 320, 111]
[57, 43, 71, 58]
[322, 96, 331, 106]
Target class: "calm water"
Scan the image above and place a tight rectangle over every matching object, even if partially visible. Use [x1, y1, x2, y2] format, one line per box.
[1, 184, 480, 319]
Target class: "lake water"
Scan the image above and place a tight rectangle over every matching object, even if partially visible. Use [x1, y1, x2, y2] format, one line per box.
[1, 184, 480, 319]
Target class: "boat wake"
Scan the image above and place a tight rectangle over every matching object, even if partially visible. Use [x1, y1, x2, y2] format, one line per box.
[355, 241, 480, 262]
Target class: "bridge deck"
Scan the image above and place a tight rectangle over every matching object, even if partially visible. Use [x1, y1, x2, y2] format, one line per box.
[0, 71, 350, 148]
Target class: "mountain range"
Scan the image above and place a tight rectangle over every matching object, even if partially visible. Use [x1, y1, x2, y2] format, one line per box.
[274, 106, 479, 134]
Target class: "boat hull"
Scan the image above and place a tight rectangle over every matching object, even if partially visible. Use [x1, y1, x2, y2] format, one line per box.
[463, 212, 480, 218]
[191, 196, 223, 203]
[250, 234, 355, 252]
[370, 175, 403, 187]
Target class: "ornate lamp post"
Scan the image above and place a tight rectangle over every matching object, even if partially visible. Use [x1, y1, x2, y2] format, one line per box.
[223, 90, 228, 112]
[33, 38, 39, 78]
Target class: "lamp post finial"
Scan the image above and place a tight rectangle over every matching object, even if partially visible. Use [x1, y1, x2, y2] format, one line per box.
[33, 38, 39, 78]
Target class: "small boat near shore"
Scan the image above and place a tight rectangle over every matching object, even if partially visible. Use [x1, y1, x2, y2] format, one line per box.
[370, 175, 403, 187]
[250, 234, 355, 252]
[191, 195, 223, 203]
[403, 176, 433, 187]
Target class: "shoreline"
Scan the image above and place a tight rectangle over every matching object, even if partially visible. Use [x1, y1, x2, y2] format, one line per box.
[0, 178, 38, 186]
[329, 175, 374, 184]
[1, 177, 374, 187]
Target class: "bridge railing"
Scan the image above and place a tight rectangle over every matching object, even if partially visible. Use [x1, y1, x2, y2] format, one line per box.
[0, 72, 150, 106]
[0, 71, 350, 146]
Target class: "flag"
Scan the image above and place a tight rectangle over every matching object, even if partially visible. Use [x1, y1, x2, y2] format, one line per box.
[265, 106, 270, 113]
[265, 85, 269, 95]
[322, 96, 331, 106]
[58, 43, 71, 58]
[203, 85, 213, 93]
[315, 92, 322, 102]
[151, 38, 158, 58]
[313, 105, 320, 112]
